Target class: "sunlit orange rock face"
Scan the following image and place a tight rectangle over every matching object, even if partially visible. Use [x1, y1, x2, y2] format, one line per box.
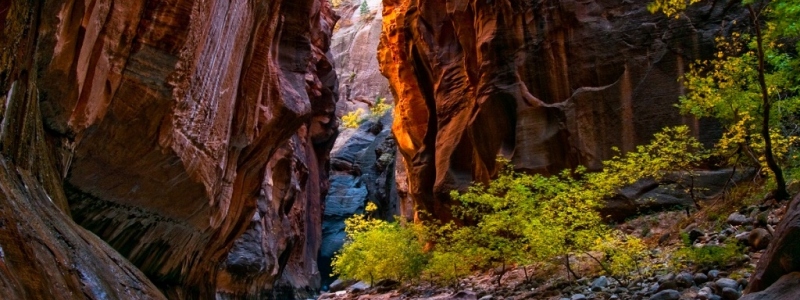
[379, 0, 742, 221]
[1, 0, 337, 298]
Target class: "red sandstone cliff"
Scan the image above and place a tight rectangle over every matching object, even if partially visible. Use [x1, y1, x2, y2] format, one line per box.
[1, 0, 337, 298]
[379, 0, 745, 221]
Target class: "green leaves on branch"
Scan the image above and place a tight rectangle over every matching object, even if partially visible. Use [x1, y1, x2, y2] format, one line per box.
[443, 126, 704, 281]
[668, 0, 800, 188]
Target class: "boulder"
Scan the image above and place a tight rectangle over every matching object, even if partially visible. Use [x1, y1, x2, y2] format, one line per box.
[728, 213, 753, 226]
[676, 272, 695, 288]
[721, 287, 741, 300]
[748, 228, 772, 251]
[571, 294, 588, 300]
[698, 286, 714, 300]
[708, 270, 722, 280]
[695, 273, 710, 285]
[649, 289, 681, 300]
[742, 272, 800, 300]
[715, 278, 740, 292]
[329, 278, 357, 292]
[747, 194, 800, 293]
[592, 276, 609, 291]
[347, 281, 371, 293]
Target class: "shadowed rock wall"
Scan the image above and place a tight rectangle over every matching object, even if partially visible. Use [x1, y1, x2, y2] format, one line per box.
[379, 0, 744, 221]
[1, 0, 338, 298]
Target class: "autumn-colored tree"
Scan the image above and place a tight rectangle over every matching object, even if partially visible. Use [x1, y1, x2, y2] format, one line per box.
[650, 0, 800, 200]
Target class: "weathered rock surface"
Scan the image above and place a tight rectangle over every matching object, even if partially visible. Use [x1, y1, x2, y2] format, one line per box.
[0, 158, 165, 299]
[742, 272, 800, 300]
[602, 168, 754, 221]
[379, 0, 745, 220]
[331, 0, 394, 116]
[1, 0, 338, 298]
[747, 193, 800, 294]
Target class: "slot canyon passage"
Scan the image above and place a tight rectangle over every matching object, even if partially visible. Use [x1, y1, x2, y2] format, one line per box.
[1, 0, 800, 299]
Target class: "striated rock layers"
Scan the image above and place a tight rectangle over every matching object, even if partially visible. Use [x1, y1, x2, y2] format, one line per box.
[379, 0, 745, 221]
[1, 0, 338, 298]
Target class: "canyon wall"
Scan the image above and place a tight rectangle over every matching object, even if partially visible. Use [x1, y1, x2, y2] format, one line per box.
[0, 0, 337, 298]
[379, 0, 744, 221]
[331, 0, 394, 116]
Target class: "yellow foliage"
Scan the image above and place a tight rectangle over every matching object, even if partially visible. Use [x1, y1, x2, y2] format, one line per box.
[592, 232, 649, 278]
[341, 109, 363, 129]
[329, 0, 346, 8]
[370, 97, 392, 117]
[439, 126, 703, 282]
[340, 98, 393, 129]
[647, 0, 700, 17]
[332, 205, 427, 284]
[333, 126, 708, 285]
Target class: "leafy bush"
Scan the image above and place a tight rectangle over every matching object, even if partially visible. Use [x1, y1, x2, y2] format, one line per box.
[331, 203, 427, 284]
[341, 109, 363, 129]
[439, 126, 704, 282]
[647, 0, 700, 17]
[340, 98, 393, 129]
[370, 97, 392, 118]
[672, 243, 744, 269]
[423, 250, 473, 287]
[591, 232, 649, 278]
[329, 0, 345, 8]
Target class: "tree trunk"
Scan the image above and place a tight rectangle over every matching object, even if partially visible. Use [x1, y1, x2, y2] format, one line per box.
[749, 5, 790, 201]
[565, 253, 580, 281]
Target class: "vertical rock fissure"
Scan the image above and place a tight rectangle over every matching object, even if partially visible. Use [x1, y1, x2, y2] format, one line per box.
[318, 0, 405, 288]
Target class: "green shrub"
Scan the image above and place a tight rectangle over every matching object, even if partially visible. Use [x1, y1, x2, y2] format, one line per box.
[333, 126, 708, 286]
[360, 1, 369, 16]
[328, 0, 345, 8]
[439, 126, 705, 282]
[591, 232, 649, 278]
[423, 250, 473, 287]
[672, 243, 744, 269]
[340, 98, 392, 129]
[341, 109, 363, 129]
[370, 97, 392, 117]
[331, 203, 427, 284]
